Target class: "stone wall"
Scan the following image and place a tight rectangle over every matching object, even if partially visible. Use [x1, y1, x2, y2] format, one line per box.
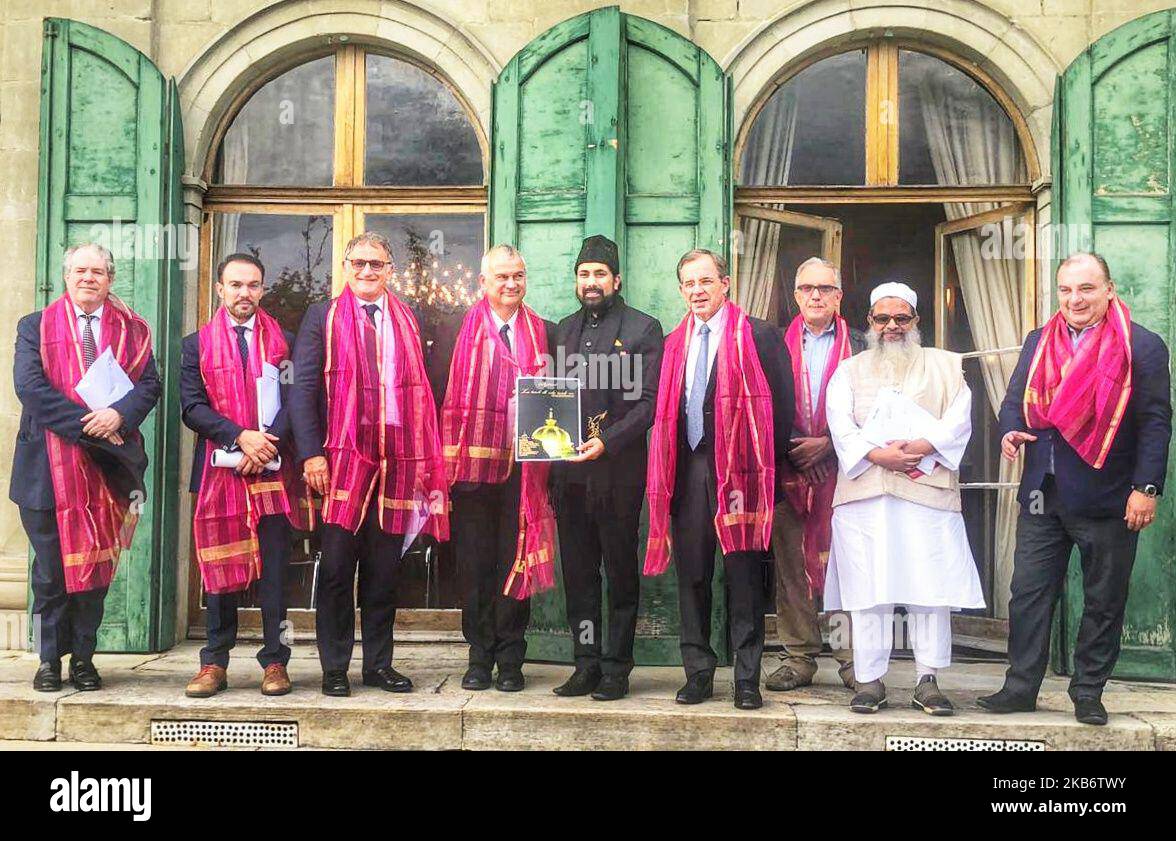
[1, 0, 1173, 646]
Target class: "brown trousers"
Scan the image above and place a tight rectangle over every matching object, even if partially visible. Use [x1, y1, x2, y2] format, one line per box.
[771, 497, 852, 666]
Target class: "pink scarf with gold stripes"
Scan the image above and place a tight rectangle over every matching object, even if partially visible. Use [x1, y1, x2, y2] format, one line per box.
[193, 306, 313, 594]
[40, 293, 152, 593]
[441, 297, 555, 599]
[644, 302, 776, 575]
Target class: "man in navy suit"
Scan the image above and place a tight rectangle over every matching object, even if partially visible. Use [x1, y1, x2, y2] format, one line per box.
[180, 253, 297, 699]
[979, 252, 1172, 725]
[12, 243, 161, 692]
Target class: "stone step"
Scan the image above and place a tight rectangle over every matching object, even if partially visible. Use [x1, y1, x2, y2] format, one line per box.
[3, 645, 1173, 750]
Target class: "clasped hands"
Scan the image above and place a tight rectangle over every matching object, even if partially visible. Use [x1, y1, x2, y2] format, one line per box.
[867, 438, 934, 473]
[235, 429, 280, 476]
[81, 407, 124, 446]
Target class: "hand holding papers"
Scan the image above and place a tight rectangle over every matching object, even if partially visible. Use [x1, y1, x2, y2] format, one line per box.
[861, 388, 939, 477]
[211, 447, 281, 472]
[213, 362, 283, 472]
[75, 347, 133, 410]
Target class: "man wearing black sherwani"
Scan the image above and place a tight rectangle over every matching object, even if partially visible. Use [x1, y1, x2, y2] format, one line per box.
[549, 235, 664, 701]
[13, 243, 161, 692]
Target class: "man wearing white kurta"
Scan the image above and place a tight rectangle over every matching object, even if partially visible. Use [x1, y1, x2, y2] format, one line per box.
[824, 282, 985, 716]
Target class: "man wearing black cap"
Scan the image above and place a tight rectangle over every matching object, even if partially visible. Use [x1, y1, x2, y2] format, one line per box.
[550, 234, 664, 701]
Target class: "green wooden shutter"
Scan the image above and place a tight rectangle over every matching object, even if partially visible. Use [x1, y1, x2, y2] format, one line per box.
[1053, 9, 1176, 680]
[490, 7, 731, 665]
[35, 19, 185, 652]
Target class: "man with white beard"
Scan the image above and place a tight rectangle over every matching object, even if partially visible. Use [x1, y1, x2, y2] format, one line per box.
[823, 282, 985, 715]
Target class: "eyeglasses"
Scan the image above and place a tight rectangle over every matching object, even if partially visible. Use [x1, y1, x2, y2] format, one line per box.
[870, 313, 916, 326]
[796, 284, 839, 297]
[348, 259, 389, 271]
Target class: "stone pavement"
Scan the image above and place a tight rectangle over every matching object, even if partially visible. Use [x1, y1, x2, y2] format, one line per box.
[1, 641, 1173, 750]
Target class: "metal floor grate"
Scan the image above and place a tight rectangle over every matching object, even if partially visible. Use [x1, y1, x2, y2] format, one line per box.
[886, 735, 1045, 751]
[151, 720, 298, 748]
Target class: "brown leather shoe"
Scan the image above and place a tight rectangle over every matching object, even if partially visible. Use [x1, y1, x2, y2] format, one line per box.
[261, 663, 292, 696]
[186, 665, 227, 698]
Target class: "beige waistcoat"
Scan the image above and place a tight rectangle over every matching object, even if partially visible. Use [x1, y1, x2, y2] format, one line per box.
[832, 346, 965, 513]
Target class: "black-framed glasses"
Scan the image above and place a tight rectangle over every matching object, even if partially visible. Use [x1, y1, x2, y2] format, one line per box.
[870, 313, 916, 326]
[796, 284, 839, 297]
[348, 258, 389, 271]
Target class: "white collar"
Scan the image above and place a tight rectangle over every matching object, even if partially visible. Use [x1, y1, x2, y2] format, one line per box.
[357, 294, 385, 313]
[490, 307, 520, 332]
[227, 312, 256, 331]
[72, 301, 104, 321]
[803, 318, 836, 338]
[693, 301, 727, 335]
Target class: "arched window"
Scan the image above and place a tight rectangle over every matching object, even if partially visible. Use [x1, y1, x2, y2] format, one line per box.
[202, 45, 486, 336]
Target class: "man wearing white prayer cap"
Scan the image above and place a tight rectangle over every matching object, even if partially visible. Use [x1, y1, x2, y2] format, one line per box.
[822, 281, 985, 715]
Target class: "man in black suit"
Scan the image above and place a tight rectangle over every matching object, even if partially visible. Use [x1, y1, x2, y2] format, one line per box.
[549, 235, 663, 701]
[12, 243, 161, 692]
[979, 252, 1172, 725]
[666, 248, 794, 710]
[180, 253, 296, 699]
[291, 232, 429, 697]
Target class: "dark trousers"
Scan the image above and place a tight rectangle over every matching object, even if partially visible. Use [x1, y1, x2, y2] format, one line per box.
[557, 482, 642, 676]
[671, 445, 767, 684]
[201, 514, 291, 669]
[452, 469, 529, 671]
[316, 497, 404, 673]
[22, 506, 107, 664]
[1004, 477, 1140, 701]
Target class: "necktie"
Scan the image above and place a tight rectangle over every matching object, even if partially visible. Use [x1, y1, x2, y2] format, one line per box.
[500, 322, 512, 354]
[686, 323, 710, 450]
[362, 304, 380, 374]
[80, 314, 98, 370]
[233, 325, 249, 372]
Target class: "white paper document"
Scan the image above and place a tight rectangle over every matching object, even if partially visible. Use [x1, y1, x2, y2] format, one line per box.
[210, 448, 281, 472]
[75, 347, 134, 410]
[257, 362, 282, 431]
[860, 388, 938, 475]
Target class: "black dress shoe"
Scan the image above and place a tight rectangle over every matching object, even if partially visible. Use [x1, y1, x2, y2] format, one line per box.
[591, 674, 629, 701]
[33, 661, 62, 692]
[553, 667, 601, 697]
[495, 669, 525, 692]
[733, 680, 763, 710]
[461, 665, 492, 691]
[976, 687, 1036, 714]
[362, 667, 413, 693]
[321, 670, 351, 697]
[68, 659, 102, 691]
[1074, 696, 1108, 726]
[675, 672, 714, 705]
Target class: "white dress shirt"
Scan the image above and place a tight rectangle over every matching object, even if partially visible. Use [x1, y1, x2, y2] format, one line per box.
[490, 307, 520, 350]
[684, 302, 727, 401]
[227, 312, 256, 349]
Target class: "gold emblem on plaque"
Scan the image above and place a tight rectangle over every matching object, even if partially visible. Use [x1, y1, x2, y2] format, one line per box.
[586, 410, 607, 440]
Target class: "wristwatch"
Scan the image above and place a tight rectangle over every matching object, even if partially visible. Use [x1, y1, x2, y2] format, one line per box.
[1133, 483, 1159, 498]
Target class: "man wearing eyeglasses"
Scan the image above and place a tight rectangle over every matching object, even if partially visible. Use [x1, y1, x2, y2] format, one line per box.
[823, 282, 984, 716]
[766, 257, 866, 696]
[644, 248, 794, 711]
[291, 232, 449, 697]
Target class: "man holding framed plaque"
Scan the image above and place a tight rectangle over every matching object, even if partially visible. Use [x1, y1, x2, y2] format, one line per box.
[441, 244, 557, 693]
[548, 235, 664, 701]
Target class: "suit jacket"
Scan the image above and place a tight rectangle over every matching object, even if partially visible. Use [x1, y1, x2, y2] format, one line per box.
[549, 297, 664, 493]
[999, 321, 1172, 518]
[671, 311, 794, 512]
[10, 309, 162, 510]
[180, 321, 296, 494]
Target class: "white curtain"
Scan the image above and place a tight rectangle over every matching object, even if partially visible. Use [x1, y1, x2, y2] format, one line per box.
[214, 123, 248, 256]
[735, 88, 798, 319]
[920, 74, 1027, 618]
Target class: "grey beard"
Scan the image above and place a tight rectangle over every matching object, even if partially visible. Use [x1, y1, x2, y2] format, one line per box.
[865, 326, 922, 378]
